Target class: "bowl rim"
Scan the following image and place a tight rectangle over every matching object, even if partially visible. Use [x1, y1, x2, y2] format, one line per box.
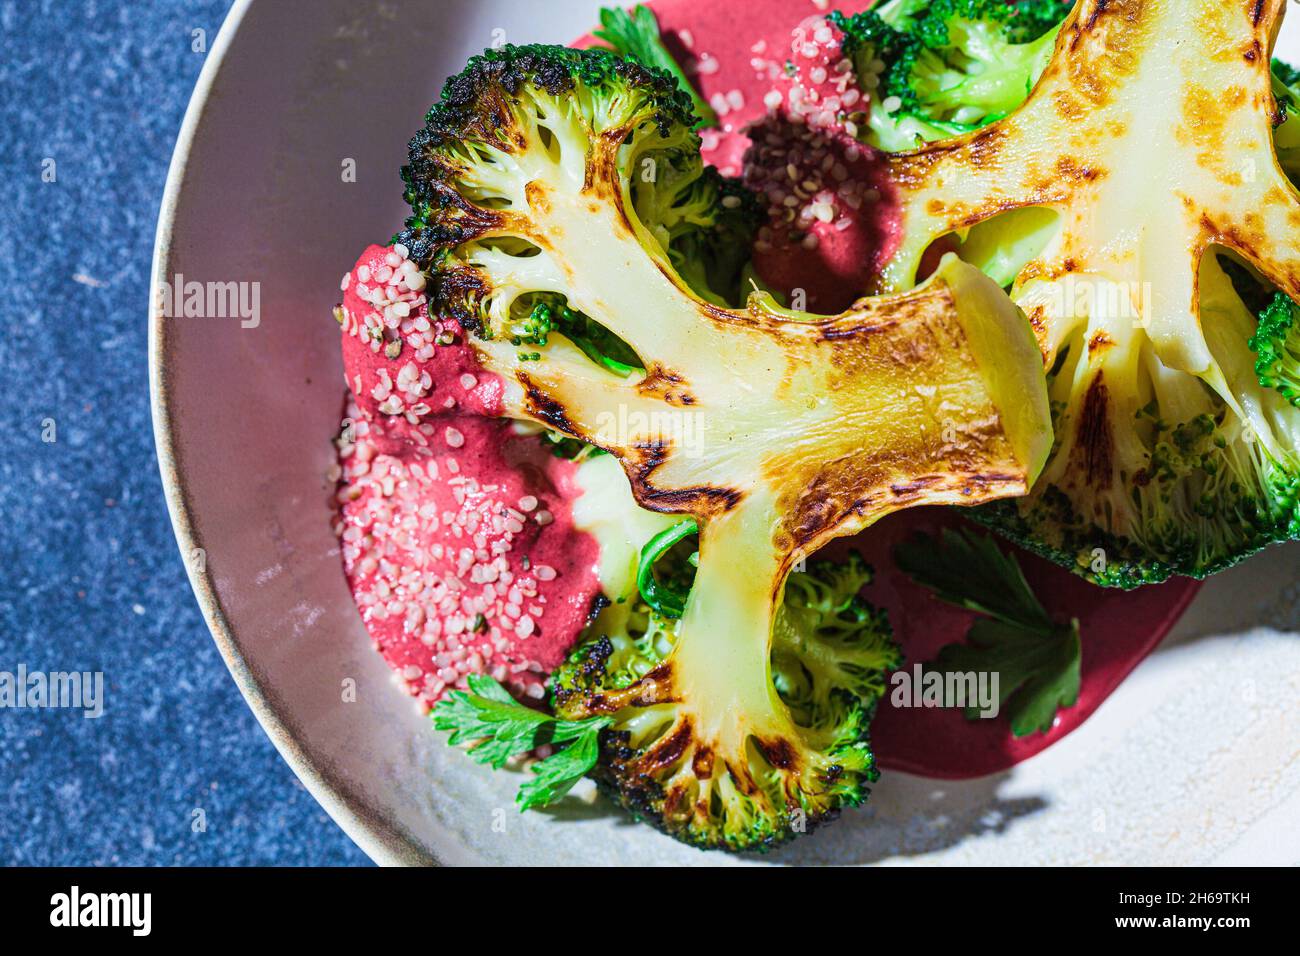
[148, 0, 435, 867]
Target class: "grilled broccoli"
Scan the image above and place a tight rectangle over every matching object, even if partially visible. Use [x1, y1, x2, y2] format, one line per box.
[830, 0, 1071, 152]
[874, 0, 1300, 586]
[554, 545, 899, 851]
[1273, 57, 1300, 183]
[398, 43, 1052, 850]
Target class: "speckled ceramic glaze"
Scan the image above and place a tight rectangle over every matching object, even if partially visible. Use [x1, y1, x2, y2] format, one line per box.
[151, 0, 1300, 865]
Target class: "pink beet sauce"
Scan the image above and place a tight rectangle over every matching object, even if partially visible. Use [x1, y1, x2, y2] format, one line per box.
[333, 0, 1200, 774]
[333, 245, 600, 709]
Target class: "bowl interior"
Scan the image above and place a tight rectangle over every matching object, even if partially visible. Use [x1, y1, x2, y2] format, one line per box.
[153, 0, 1300, 865]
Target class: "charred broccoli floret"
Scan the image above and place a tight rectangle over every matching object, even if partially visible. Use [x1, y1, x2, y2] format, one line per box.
[399, 43, 1052, 850]
[402, 45, 754, 313]
[553, 545, 899, 851]
[831, 0, 1070, 152]
[876, 0, 1300, 586]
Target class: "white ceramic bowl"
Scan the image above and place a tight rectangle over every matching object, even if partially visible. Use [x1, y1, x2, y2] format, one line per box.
[152, 0, 1300, 865]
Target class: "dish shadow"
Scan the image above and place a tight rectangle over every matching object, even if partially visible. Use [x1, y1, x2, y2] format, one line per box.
[770, 770, 1046, 865]
[533, 770, 1046, 865]
[1153, 541, 1300, 649]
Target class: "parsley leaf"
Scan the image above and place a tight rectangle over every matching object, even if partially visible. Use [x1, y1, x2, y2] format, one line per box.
[894, 527, 1081, 737]
[431, 674, 611, 810]
[593, 5, 719, 129]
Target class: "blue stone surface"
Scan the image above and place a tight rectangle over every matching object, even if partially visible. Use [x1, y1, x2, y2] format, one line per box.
[0, 0, 370, 865]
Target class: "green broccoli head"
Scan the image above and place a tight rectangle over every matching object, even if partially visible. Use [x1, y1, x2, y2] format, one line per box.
[772, 551, 900, 730]
[831, 0, 1071, 152]
[552, 545, 898, 853]
[655, 169, 765, 308]
[971, 255, 1300, 589]
[1251, 291, 1300, 408]
[1272, 57, 1300, 185]
[1002, 0, 1076, 43]
[874, 0, 1300, 587]
[399, 43, 755, 331]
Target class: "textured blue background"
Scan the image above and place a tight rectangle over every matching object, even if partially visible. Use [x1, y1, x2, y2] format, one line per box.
[0, 0, 369, 865]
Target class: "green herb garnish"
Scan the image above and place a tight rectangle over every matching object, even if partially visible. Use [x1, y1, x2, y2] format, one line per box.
[431, 674, 611, 810]
[593, 5, 718, 129]
[894, 527, 1081, 737]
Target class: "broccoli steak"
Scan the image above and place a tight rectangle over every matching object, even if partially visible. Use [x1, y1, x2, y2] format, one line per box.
[398, 44, 1051, 849]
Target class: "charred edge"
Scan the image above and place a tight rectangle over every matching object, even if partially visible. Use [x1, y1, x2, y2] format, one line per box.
[723, 760, 760, 797]
[406, 187, 508, 260]
[662, 782, 691, 818]
[782, 475, 862, 552]
[624, 437, 744, 515]
[435, 265, 496, 335]
[636, 363, 697, 406]
[636, 484, 744, 516]
[692, 746, 714, 780]
[519, 375, 581, 437]
[1271, 92, 1288, 127]
[567, 661, 674, 716]
[890, 124, 1009, 186]
[1026, 302, 1050, 344]
[889, 475, 944, 497]
[1250, 0, 1266, 28]
[817, 316, 900, 343]
[1088, 330, 1115, 353]
[1197, 218, 1294, 293]
[1077, 373, 1113, 489]
[587, 127, 632, 200]
[960, 473, 1028, 494]
[1083, 0, 1111, 33]
[953, 198, 1042, 230]
[641, 717, 693, 772]
[754, 737, 798, 772]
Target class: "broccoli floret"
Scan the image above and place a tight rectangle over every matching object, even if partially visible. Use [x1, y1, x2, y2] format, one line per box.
[401, 45, 754, 319]
[398, 43, 1053, 849]
[968, 260, 1300, 589]
[1272, 58, 1300, 184]
[1003, 0, 1075, 43]
[831, 0, 1070, 152]
[1250, 292, 1300, 408]
[771, 552, 900, 730]
[656, 170, 765, 307]
[513, 297, 643, 375]
[553, 548, 899, 851]
[874, 1, 1300, 586]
